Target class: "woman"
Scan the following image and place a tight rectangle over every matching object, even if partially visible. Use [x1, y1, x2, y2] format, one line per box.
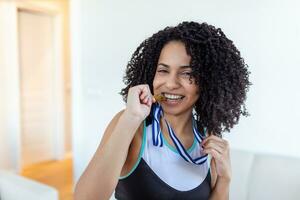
[74, 21, 251, 200]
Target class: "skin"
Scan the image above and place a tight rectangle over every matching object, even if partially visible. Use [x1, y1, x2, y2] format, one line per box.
[74, 41, 231, 200]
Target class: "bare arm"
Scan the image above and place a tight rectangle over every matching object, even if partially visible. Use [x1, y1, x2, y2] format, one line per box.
[209, 177, 230, 200]
[74, 110, 142, 200]
[201, 135, 231, 200]
[74, 84, 155, 200]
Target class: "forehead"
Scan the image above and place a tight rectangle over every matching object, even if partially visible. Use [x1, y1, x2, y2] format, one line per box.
[158, 41, 191, 67]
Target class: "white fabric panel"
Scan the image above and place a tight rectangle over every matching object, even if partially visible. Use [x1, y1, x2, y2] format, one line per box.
[142, 124, 210, 191]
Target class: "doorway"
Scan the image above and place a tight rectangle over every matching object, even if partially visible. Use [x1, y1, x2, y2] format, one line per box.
[18, 9, 65, 168]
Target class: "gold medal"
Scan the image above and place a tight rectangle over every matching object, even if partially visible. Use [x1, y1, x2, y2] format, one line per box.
[153, 94, 166, 102]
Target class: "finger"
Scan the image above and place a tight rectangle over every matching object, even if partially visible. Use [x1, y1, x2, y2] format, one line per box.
[202, 135, 226, 146]
[139, 84, 149, 94]
[203, 148, 221, 161]
[139, 86, 149, 100]
[141, 95, 151, 105]
[202, 135, 223, 144]
[203, 142, 223, 154]
[151, 93, 158, 103]
[202, 139, 226, 150]
[205, 140, 229, 155]
[152, 95, 156, 103]
[142, 98, 148, 104]
[140, 91, 151, 105]
[147, 96, 152, 107]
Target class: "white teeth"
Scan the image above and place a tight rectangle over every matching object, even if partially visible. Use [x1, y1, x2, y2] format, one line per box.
[163, 93, 184, 100]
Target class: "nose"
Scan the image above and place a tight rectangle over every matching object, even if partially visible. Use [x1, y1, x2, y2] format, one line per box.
[165, 73, 181, 90]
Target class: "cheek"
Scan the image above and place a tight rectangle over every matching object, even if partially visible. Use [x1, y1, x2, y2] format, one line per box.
[153, 75, 162, 89]
[189, 85, 200, 99]
[185, 83, 199, 93]
[152, 79, 158, 90]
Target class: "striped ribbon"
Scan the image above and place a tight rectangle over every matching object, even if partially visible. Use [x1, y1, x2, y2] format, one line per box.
[152, 103, 208, 165]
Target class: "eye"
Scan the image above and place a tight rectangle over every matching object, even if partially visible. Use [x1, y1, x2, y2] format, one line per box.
[181, 71, 192, 77]
[157, 69, 168, 73]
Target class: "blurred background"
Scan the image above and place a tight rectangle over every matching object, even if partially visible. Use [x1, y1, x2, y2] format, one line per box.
[0, 0, 299, 200]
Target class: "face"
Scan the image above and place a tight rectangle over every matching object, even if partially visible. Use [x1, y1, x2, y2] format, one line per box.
[153, 41, 200, 116]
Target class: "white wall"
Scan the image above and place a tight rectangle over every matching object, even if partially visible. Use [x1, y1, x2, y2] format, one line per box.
[0, 49, 10, 169]
[70, 0, 300, 181]
[0, 2, 21, 171]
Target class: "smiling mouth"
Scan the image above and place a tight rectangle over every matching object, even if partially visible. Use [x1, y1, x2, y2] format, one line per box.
[162, 93, 185, 100]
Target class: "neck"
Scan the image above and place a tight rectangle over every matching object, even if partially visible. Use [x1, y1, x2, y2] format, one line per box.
[161, 109, 193, 138]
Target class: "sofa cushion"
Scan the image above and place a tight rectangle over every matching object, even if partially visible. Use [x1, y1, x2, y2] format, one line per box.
[0, 171, 58, 200]
[248, 154, 300, 200]
[230, 149, 255, 200]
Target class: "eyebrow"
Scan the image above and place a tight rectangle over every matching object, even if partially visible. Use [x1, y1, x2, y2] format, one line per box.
[157, 63, 191, 69]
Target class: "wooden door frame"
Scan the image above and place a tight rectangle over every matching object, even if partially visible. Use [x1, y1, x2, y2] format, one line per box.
[15, 2, 65, 172]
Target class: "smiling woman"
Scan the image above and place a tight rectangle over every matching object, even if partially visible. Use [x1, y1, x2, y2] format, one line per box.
[74, 21, 251, 200]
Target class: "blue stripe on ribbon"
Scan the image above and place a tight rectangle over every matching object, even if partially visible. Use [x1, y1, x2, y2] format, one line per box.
[166, 120, 208, 165]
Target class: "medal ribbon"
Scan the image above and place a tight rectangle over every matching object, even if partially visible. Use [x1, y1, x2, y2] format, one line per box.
[152, 103, 208, 165]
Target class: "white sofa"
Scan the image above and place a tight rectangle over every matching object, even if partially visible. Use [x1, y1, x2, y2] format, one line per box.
[230, 149, 300, 200]
[0, 170, 58, 200]
[109, 149, 300, 200]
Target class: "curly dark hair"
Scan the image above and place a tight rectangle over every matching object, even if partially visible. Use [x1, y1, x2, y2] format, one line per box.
[120, 21, 251, 137]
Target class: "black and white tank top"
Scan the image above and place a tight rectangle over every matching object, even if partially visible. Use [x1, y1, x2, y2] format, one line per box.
[115, 120, 211, 200]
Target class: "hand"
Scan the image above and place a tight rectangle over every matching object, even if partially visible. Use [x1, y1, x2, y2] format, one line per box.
[201, 135, 231, 182]
[124, 84, 156, 122]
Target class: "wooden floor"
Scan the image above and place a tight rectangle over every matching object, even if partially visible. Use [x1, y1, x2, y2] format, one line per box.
[22, 158, 74, 200]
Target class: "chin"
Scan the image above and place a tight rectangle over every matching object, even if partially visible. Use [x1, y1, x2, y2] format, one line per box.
[160, 103, 192, 116]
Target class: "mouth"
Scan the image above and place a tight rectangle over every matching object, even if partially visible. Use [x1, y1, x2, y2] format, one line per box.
[162, 92, 185, 101]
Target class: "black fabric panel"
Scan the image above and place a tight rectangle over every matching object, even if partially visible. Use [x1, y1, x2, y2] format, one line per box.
[115, 158, 211, 200]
